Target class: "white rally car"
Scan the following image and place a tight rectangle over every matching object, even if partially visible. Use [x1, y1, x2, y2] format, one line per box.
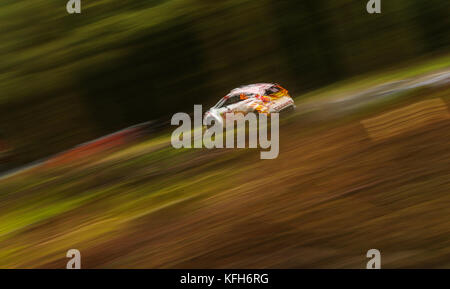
[203, 83, 295, 126]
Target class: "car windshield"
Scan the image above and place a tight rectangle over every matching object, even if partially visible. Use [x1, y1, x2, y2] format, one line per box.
[214, 98, 226, 108]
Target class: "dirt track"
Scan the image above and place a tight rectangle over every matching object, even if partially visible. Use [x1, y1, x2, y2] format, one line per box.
[59, 110, 450, 268]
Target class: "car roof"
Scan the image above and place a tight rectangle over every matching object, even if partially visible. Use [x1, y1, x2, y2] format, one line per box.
[226, 83, 275, 98]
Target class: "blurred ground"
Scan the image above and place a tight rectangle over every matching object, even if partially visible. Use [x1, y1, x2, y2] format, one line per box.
[0, 59, 449, 268]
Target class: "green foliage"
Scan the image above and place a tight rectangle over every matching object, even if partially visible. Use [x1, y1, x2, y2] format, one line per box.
[0, 0, 448, 168]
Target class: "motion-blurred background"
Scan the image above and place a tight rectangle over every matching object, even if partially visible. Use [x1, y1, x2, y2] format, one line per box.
[0, 0, 449, 268]
[1, 0, 448, 169]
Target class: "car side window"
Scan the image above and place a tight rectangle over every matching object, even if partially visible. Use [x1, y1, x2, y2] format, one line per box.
[265, 86, 281, 95]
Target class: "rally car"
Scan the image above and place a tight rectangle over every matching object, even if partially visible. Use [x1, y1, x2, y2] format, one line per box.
[203, 83, 295, 126]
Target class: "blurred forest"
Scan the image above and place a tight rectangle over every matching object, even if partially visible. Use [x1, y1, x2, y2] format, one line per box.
[0, 0, 449, 169]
